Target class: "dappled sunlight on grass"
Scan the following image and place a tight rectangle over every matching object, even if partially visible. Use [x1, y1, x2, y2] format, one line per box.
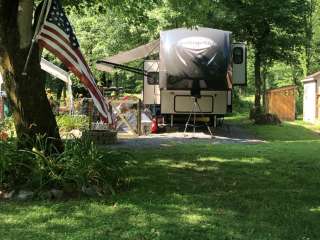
[310, 207, 320, 213]
[1, 135, 320, 239]
[225, 115, 320, 141]
[182, 213, 205, 224]
[279, 139, 320, 143]
[293, 120, 320, 131]
[198, 156, 270, 164]
[152, 158, 221, 172]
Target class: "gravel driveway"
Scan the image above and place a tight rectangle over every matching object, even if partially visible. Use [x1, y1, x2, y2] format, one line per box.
[112, 124, 264, 148]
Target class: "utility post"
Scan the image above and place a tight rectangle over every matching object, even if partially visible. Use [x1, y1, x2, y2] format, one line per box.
[137, 99, 142, 136]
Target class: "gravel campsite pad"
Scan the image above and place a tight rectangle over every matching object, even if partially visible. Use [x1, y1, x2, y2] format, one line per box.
[114, 124, 264, 148]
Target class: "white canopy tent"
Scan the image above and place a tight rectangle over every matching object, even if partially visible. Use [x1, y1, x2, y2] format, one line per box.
[40, 58, 74, 114]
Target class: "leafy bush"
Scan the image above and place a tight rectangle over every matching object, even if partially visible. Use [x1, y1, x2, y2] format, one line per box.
[229, 91, 254, 114]
[0, 136, 129, 197]
[0, 140, 33, 188]
[56, 115, 89, 132]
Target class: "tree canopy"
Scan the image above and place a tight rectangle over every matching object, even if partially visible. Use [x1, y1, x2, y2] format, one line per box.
[63, 0, 312, 110]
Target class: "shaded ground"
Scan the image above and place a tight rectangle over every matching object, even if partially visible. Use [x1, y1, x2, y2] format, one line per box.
[115, 123, 263, 148]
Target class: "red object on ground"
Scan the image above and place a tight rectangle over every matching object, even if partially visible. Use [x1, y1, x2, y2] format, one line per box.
[151, 118, 158, 134]
[0, 131, 8, 142]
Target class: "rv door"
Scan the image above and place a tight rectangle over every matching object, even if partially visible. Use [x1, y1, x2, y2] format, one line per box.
[143, 60, 160, 105]
[232, 43, 247, 86]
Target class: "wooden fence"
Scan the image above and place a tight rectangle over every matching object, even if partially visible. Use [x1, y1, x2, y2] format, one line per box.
[266, 85, 296, 121]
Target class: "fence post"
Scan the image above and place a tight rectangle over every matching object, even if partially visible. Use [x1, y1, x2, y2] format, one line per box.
[137, 99, 142, 136]
[88, 99, 94, 130]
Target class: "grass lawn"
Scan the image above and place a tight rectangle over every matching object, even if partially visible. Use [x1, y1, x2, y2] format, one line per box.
[227, 114, 320, 141]
[1, 118, 320, 239]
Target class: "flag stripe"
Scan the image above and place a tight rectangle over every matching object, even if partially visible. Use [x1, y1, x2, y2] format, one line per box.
[38, 39, 105, 106]
[73, 51, 110, 114]
[39, 32, 78, 63]
[38, 33, 108, 116]
[41, 26, 76, 56]
[38, 36, 82, 73]
[40, 24, 93, 80]
[44, 22, 70, 43]
[74, 49, 95, 80]
[38, 39, 111, 121]
[36, 0, 113, 123]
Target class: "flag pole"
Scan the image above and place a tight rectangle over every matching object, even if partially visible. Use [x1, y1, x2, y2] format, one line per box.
[22, 0, 49, 76]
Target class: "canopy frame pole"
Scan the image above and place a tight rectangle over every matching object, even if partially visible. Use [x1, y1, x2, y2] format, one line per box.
[22, 0, 49, 76]
[68, 76, 74, 115]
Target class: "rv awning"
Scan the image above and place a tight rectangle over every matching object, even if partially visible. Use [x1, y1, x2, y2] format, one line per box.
[40, 58, 75, 114]
[40, 58, 70, 84]
[96, 39, 160, 72]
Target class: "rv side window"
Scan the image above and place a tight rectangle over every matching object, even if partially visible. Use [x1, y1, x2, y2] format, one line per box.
[147, 72, 159, 85]
[233, 47, 243, 64]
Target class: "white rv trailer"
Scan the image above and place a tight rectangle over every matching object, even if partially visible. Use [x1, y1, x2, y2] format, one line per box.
[96, 28, 246, 124]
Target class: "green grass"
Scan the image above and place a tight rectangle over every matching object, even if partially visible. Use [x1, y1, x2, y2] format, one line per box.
[56, 115, 89, 132]
[1, 118, 320, 239]
[227, 114, 320, 141]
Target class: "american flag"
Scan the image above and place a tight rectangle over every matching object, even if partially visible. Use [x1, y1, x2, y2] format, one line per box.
[36, 0, 113, 124]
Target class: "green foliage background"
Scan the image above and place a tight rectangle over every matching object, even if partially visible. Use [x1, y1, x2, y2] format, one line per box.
[41, 0, 320, 112]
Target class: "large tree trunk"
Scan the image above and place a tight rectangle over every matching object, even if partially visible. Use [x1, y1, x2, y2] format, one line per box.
[261, 65, 268, 110]
[254, 49, 262, 113]
[305, 0, 315, 75]
[0, 0, 63, 152]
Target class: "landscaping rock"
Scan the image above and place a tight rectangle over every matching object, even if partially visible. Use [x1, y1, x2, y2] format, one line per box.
[5, 190, 15, 199]
[16, 190, 34, 200]
[81, 185, 102, 197]
[82, 129, 117, 145]
[38, 191, 52, 200]
[50, 189, 64, 200]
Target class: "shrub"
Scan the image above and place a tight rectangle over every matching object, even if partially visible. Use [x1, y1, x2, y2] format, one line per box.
[0, 136, 129, 197]
[0, 140, 33, 188]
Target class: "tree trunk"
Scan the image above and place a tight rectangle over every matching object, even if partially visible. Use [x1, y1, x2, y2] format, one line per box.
[291, 64, 302, 97]
[254, 49, 262, 113]
[0, 0, 63, 152]
[305, 0, 315, 75]
[261, 65, 268, 110]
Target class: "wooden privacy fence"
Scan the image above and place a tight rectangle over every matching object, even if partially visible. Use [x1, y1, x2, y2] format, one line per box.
[266, 85, 296, 121]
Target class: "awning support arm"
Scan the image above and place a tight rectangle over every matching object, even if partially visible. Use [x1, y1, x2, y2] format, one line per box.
[96, 60, 151, 77]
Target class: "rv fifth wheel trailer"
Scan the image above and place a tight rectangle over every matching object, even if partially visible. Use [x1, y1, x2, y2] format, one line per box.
[96, 27, 247, 124]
